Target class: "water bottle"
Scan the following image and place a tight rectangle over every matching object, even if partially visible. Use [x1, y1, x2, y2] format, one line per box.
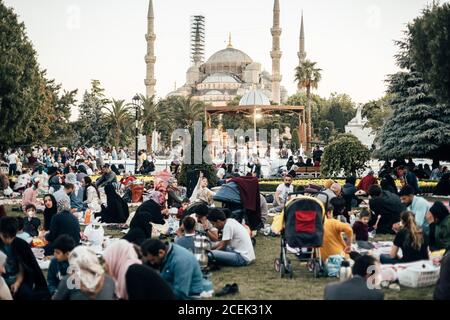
[339, 260, 352, 282]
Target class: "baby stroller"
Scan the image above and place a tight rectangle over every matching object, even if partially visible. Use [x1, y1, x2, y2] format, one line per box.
[274, 191, 327, 279]
[213, 182, 244, 222]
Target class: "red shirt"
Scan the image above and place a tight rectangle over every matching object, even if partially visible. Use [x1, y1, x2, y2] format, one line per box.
[357, 175, 378, 192]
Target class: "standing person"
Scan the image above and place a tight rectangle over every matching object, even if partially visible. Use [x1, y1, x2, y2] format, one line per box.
[42, 194, 57, 231]
[98, 184, 129, 223]
[357, 171, 378, 193]
[0, 217, 50, 300]
[111, 147, 118, 161]
[53, 246, 115, 300]
[47, 235, 76, 296]
[312, 145, 323, 165]
[7, 150, 18, 176]
[207, 209, 255, 267]
[397, 165, 420, 194]
[380, 211, 429, 264]
[434, 173, 450, 196]
[141, 239, 213, 300]
[399, 185, 430, 235]
[82, 176, 102, 213]
[103, 240, 175, 300]
[342, 176, 358, 212]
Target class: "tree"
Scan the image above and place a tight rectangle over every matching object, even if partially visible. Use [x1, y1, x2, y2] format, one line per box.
[103, 99, 132, 147]
[321, 93, 356, 133]
[172, 96, 205, 131]
[294, 60, 322, 149]
[362, 95, 392, 134]
[0, 2, 43, 149]
[408, 2, 450, 105]
[321, 134, 371, 177]
[75, 80, 110, 146]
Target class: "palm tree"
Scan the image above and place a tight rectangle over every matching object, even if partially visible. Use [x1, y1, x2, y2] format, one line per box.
[103, 99, 132, 147]
[295, 59, 322, 150]
[139, 94, 164, 152]
[173, 96, 204, 131]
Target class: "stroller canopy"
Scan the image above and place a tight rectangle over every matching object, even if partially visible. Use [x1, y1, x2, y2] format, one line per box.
[213, 182, 242, 205]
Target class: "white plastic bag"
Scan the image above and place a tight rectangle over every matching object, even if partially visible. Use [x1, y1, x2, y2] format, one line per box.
[84, 222, 105, 246]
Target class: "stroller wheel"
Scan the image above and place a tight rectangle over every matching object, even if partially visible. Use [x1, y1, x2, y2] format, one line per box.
[274, 258, 281, 273]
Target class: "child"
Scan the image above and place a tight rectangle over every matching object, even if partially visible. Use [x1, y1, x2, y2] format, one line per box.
[176, 198, 190, 220]
[23, 204, 41, 237]
[352, 209, 371, 241]
[47, 235, 76, 296]
[16, 217, 32, 244]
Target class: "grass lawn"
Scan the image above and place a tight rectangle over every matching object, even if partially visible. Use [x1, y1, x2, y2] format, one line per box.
[2, 204, 436, 300]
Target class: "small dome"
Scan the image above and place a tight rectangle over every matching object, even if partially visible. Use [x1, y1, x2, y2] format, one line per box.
[202, 73, 239, 84]
[206, 47, 253, 65]
[187, 65, 200, 73]
[239, 90, 270, 106]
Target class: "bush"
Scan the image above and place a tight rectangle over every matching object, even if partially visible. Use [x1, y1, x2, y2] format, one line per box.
[320, 134, 371, 177]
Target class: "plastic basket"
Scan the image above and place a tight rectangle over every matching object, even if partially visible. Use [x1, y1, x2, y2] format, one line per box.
[398, 264, 440, 288]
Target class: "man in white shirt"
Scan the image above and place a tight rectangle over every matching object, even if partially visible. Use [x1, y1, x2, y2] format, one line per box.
[270, 174, 294, 213]
[7, 150, 18, 176]
[207, 209, 255, 266]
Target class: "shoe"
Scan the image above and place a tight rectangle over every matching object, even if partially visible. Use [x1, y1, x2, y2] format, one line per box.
[215, 283, 239, 297]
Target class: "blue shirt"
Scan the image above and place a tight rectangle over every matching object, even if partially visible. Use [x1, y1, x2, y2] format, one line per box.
[175, 235, 195, 253]
[47, 258, 69, 295]
[408, 196, 430, 234]
[160, 244, 212, 300]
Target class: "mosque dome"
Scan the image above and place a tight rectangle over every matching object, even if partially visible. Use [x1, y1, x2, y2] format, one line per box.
[239, 89, 270, 106]
[205, 47, 253, 66]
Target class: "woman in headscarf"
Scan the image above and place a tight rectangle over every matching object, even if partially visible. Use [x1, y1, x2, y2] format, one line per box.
[53, 246, 115, 300]
[103, 240, 174, 300]
[82, 176, 101, 213]
[434, 173, 450, 196]
[167, 177, 184, 209]
[65, 173, 84, 212]
[123, 197, 166, 246]
[427, 201, 450, 251]
[98, 184, 129, 223]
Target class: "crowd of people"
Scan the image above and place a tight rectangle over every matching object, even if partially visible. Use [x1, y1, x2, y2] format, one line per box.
[0, 145, 449, 301]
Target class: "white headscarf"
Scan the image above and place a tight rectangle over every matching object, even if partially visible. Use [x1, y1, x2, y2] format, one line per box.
[68, 246, 106, 296]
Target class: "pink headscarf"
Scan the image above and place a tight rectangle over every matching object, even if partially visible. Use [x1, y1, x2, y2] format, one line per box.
[103, 240, 142, 300]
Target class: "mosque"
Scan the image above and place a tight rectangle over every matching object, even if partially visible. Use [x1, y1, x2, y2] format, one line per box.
[144, 0, 308, 106]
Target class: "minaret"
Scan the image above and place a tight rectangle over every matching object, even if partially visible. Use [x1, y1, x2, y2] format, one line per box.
[298, 11, 306, 64]
[270, 0, 282, 104]
[297, 11, 306, 93]
[145, 0, 156, 99]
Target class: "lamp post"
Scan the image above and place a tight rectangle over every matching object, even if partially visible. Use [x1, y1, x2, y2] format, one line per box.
[132, 94, 141, 175]
[253, 107, 262, 156]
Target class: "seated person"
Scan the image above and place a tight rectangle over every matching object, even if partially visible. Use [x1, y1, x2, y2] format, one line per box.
[434, 249, 450, 300]
[317, 183, 342, 209]
[399, 185, 430, 235]
[321, 203, 353, 262]
[141, 239, 213, 300]
[23, 204, 41, 238]
[176, 198, 190, 220]
[167, 178, 184, 209]
[0, 217, 50, 300]
[352, 209, 371, 242]
[270, 175, 294, 213]
[324, 255, 384, 300]
[44, 198, 81, 256]
[380, 211, 429, 264]
[47, 235, 76, 296]
[189, 203, 219, 242]
[207, 209, 255, 267]
[65, 173, 84, 212]
[122, 210, 153, 246]
[427, 201, 450, 251]
[368, 185, 404, 234]
[15, 217, 32, 244]
[175, 216, 196, 253]
[0, 250, 13, 300]
[189, 172, 215, 206]
[21, 178, 43, 212]
[53, 246, 115, 300]
[98, 183, 129, 223]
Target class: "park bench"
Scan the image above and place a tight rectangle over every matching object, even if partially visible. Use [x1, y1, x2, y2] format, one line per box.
[295, 166, 321, 178]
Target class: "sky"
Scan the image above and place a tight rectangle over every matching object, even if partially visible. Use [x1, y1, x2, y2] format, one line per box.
[4, 0, 444, 120]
